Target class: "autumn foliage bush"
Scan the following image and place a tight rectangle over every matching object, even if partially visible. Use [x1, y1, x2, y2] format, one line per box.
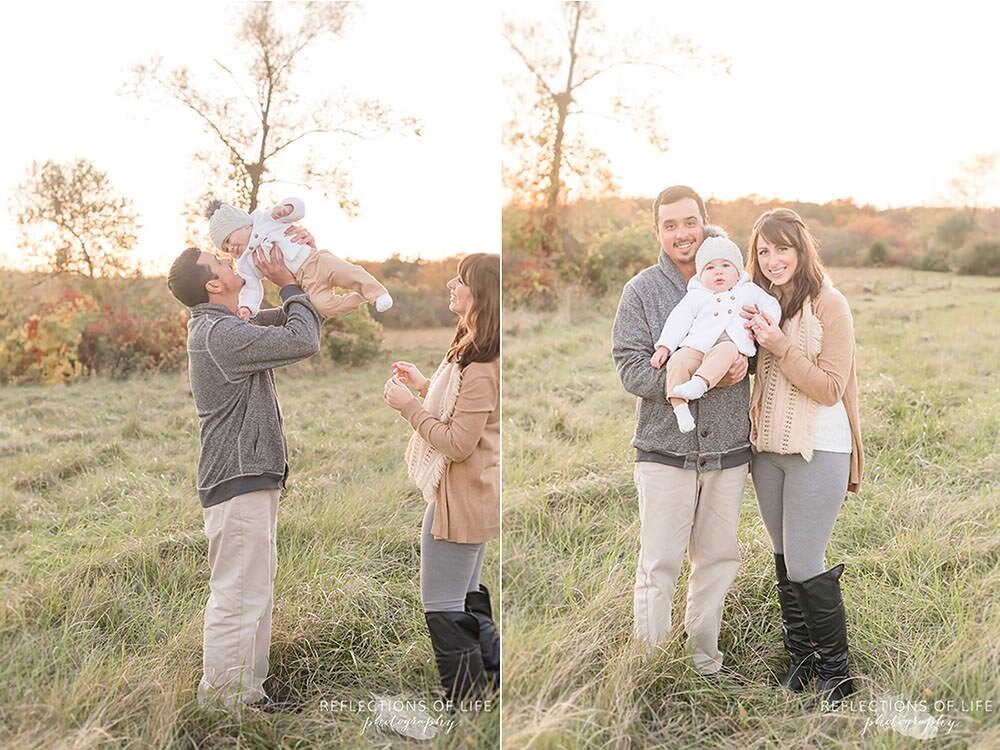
[0, 290, 187, 384]
[320, 305, 385, 367]
[78, 305, 187, 379]
[0, 255, 464, 385]
[0, 291, 95, 384]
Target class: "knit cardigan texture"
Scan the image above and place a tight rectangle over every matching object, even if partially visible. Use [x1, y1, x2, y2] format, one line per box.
[750, 281, 864, 492]
[399, 358, 500, 543]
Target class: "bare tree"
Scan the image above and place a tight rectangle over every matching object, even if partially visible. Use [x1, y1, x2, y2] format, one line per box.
[124, 1, 418, 228]
[12, 159, 140, 278]
[948, 152, 998, 226]
[503, 2, 729, 256]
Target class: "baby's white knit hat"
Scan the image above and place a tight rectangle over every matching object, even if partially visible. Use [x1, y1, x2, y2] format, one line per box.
[695, 236, 745, 276]
[208, 202, 252, 250]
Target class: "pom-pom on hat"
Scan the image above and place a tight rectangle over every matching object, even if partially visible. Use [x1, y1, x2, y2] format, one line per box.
[695, 236, 745, 277]
[208, 201, 252, 250]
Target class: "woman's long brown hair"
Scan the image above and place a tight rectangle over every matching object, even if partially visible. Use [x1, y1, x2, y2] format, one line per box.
[447, 253, 500, 367]
[746, 208, 826, 321]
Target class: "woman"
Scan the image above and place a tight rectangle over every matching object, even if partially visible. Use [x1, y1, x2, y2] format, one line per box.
[742, 208, 863, 704]
[383, 253, 501, 703]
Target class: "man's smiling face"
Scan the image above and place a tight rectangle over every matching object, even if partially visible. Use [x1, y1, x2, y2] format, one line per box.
[654, 197, 706, 267]
[197, 251, 245, 297]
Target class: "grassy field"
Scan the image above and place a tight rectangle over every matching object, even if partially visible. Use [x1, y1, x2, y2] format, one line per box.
[501, 268, 1000, 749]
[0, 326, 500, 749]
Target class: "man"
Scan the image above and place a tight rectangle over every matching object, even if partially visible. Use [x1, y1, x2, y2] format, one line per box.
[612, 185, 750, 675]
[167, 232, 321, 708]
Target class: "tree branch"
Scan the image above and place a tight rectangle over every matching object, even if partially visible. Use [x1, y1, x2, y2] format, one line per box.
[505, 33, 557, 100]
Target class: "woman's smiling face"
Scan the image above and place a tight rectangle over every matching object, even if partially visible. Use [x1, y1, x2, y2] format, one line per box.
[447, 273, 473, 315]
[754, 235, 799, 287]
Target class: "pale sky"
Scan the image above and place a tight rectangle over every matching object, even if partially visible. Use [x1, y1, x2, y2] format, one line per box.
[1, 1, 500, 276]
[502, 0, 1000, 210]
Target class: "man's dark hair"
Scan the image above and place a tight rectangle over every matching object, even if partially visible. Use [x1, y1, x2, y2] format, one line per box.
[167, 247, 215, 307]
[652, 185, 707, 224]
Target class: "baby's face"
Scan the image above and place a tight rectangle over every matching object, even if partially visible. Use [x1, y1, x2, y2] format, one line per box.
[701, 260, 741, 292]
[222, 225, 252, 257]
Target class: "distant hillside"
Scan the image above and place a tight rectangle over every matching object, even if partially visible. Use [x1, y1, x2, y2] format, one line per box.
[0, 254, 467, 331]
[503, 196, 1000, 305]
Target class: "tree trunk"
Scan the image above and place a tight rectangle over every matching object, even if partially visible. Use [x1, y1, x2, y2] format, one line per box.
[541, 4, 582, 259]
[542, 97, 569, 257]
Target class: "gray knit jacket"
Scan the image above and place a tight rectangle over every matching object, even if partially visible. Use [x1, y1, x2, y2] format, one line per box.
[611, 228, 752, 471]
[186, 286, 321, 507]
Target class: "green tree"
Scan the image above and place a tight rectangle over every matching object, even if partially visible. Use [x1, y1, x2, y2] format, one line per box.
[936, 212, 975, 250]
[124, 1, 419, 238]
[868, 241, 889, 266]
[947, 152, 997, 226]
[503, 2, 728, 258]
[12, 159, 140, 278]
[957, 241, 1000, 276]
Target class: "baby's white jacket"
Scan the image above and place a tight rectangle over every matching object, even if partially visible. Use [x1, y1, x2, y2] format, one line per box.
[236, 197, 310, 314]
[655, 272, 782, 356]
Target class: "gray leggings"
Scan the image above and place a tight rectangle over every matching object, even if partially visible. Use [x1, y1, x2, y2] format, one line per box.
[751, 450, 850, 583]
[420, 501, 486, 612]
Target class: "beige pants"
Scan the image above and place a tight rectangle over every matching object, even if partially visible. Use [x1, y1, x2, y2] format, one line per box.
[633, 462, 747, 674]
[665, 336, 740, 406]
[295, 250, 388, 319]
[197, 488, 280, 707]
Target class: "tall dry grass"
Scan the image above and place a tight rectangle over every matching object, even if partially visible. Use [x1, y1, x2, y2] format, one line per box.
[0, 327, 499, 749]
[502, 268, 1000, 749]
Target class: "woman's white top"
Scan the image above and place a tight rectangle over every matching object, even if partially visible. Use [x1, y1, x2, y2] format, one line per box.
[811, 399, 852, 453]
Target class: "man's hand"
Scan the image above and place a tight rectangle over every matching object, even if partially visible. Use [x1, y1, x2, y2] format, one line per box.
[650, 346, 670, 369]
[716, 354, 749, 387]
[284, 223, 316, 249]
[272, 203, 294, 220]
[237, 306, 253, 321]
[252, 246, 296, 287]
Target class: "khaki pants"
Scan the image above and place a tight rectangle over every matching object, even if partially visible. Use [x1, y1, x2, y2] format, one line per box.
[197, 488, 280, 707]
[665, 338, 739, 406]
[295, 250, 388, 319]
[633, 462, 747, 674]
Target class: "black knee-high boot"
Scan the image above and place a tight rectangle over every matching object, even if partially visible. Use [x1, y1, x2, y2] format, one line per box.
[424, 611, 487, 703]
[465, 585, 500, 690]
[790, 564, 855, 703]
[774, 554, 816, 692]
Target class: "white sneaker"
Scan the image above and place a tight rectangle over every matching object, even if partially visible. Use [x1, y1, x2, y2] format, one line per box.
[375, 292, 393, 312]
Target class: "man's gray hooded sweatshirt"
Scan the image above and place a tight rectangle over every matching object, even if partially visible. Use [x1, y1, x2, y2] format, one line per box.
[612, 227, 751, 471]
[187, 286, 321, 507]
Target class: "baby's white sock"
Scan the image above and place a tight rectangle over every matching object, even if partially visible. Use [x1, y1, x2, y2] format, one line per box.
[375, 292, 393, 312]
[673, 403, 695, 433]
[672, 376, 708, 401]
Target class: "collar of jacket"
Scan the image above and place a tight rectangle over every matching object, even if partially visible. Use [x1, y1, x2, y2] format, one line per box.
[188, 302, 237, 319]
[655, 250, 688, 295]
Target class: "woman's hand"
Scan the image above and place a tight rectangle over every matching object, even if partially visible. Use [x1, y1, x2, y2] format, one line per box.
[392, 361, 429, 393]
[383, 375, 414, 411]
[741, 304, 760, 343]
[747, 309, 787, 353]
[284, 224, 316, 249]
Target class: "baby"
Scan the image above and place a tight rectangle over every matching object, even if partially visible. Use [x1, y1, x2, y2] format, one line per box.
[208, 197, 392, 321]
[651, 235, 782, 433]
